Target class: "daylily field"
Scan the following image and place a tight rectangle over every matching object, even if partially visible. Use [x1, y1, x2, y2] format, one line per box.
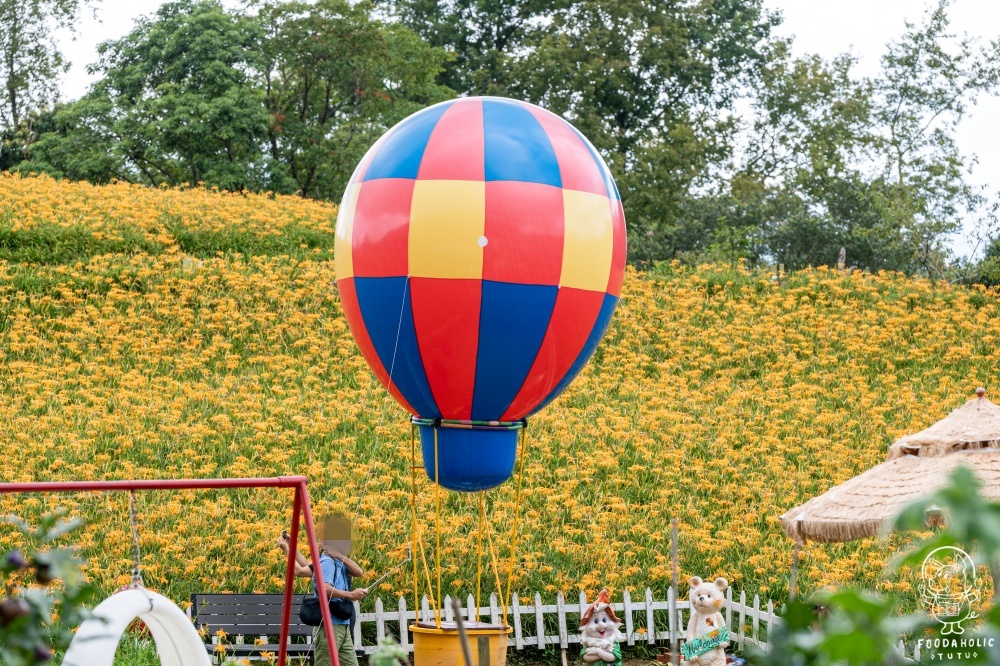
[1, 173, 998, 612]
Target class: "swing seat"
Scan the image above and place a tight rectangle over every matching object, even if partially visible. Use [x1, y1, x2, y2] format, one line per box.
[62, 588, 210, 666]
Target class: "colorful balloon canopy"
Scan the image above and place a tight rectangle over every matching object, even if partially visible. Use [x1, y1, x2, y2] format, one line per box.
[335, 96, 625, 491]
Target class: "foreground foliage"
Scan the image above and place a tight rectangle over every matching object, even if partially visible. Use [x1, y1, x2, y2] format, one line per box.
[0, 513, 94, 666]
[762, 468, 1000, 664]
[0, 175, 999, 619]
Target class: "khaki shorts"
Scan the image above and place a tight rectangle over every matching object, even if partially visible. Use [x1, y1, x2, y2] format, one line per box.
[312, 623, 358, 666]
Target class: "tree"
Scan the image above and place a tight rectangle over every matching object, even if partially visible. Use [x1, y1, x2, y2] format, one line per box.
[727, 46, 886, 271]
[719, 0, 1000, 275]
[868, 0, 1000, 278]
[22, 0, 274, 191]
[379, 0, 561, 96]
[526, 0, 778, 264]
[583, 1, 777, 263]
[260, 0, 452, 199]
[0, 0, 92, 131]
[384, 0, 779, 264]
[21, 0, 451, 199]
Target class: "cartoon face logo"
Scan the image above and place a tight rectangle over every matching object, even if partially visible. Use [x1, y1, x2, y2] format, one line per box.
[919, 546, 981, 635]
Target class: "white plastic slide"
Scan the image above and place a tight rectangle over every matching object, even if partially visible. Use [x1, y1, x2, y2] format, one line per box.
[62, 588, 210, 666]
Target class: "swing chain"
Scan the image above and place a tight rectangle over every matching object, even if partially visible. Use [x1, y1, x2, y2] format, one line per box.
[128, 491, 145, 589]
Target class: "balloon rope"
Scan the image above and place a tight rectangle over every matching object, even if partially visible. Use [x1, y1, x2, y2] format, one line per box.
[410, 424, 419, 620]
[503, 425, 530, 626]
[416, 523, 439, 625]
[483, 507, 507, 622]
[434, 426, 442, 628]
[477, 491, 484, 615]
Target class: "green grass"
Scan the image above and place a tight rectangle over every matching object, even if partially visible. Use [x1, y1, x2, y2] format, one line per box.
[0, 222, 164, 265]
[164, 218, 336, 261]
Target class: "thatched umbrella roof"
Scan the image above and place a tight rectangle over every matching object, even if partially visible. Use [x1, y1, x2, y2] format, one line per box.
[888, 388, 1000, 460]
[781, 388, 1000, 544]
[780, 449, 1000, 543]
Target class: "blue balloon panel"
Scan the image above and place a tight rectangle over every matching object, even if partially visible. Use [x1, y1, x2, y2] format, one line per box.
[419, 425, 519, 491]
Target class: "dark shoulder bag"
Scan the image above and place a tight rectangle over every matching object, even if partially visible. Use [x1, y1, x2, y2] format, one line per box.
[299, 558, 354, 626]
[299, 595, 353, 626]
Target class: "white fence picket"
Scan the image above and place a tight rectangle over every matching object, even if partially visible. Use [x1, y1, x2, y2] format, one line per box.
[513, 593, 524, 649]
[738, 590, 747, 650]
[623, 588, 635, 646]
[644, 587, 655, 644]
[353, 599, 362, 648]
[398, 596, 409, 650]
[766, 599, 775, 645]
[725, 586, 733, 633]
[467, 594, 478, 622]
[557, 592, 568, 649]
[375, 596, 386, 643]
[667, 586, 677, 644]
[534, 592, 544, 649]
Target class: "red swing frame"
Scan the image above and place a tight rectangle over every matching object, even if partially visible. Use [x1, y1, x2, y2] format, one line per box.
[0, 476, 341, 666]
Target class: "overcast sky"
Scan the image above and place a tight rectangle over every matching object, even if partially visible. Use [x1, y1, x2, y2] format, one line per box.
[54, 0, 1000, 257]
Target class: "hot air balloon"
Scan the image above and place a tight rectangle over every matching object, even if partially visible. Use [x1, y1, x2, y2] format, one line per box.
[335, 96, 625, 492]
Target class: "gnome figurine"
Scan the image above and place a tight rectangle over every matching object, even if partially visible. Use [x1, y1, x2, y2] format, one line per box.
[579, 589, 623, 664]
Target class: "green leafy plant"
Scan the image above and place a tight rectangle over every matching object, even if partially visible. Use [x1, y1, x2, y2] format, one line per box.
[0, 511, 94, 666]
[370, 636, 409, 666]
[757, 467, 1000, 664]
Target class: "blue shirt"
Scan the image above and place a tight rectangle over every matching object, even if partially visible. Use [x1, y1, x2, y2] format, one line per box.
[313, 553, 351, 626]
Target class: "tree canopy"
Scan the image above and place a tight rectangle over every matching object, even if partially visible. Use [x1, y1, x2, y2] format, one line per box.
[3, 0, 999, 279]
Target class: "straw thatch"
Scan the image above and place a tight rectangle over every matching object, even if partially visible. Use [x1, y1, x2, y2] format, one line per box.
[887, 390, 1000, 460]
[780, 450, 1000, 543]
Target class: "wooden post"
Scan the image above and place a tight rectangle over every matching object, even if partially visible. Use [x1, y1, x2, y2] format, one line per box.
[451, 597, 474, 666]
[557, 591, 568, 650]
[671, 517, 679, 665]
[667, 586, 677, 647]
[789, 541, 802, 600]
[478, 636, 491, 666]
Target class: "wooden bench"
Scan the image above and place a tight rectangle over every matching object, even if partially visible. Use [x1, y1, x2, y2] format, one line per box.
[190, 593, 315, 664]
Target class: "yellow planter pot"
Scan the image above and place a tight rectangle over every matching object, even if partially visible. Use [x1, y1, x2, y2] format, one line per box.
[410, 621, 511, 666]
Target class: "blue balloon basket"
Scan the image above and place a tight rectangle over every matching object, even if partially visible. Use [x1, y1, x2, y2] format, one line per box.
[416, 420, 522, 492]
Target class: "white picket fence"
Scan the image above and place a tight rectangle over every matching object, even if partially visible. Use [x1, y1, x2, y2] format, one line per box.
[346, 586, 778, 656]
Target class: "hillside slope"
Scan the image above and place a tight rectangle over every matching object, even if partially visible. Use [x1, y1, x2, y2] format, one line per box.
[1, 174, 998, 610]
